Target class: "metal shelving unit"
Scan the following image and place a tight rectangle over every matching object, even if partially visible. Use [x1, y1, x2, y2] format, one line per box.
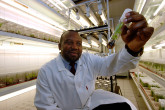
[68, 0, 111, 41]
[130, 66, 165, 110]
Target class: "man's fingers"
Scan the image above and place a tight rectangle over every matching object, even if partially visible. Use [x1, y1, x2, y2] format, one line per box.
[121, 24, 128, 36]
[121, 25, 132, 43]
[124, 14, 146, 23]
[125, 11, 139, 17]
[129, 20, 148, 32]
[139, 27, 154, 42]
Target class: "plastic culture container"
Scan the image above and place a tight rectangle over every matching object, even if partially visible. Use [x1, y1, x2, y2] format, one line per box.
[154, 91, 165, 102]
[148, 81, 160, 89]
[108, 8, 132, 48]
[111, 8, 132, 41]
[140, 77, 153, 87]
[159, 99, 165, 110]
[151, 87, 165, 97]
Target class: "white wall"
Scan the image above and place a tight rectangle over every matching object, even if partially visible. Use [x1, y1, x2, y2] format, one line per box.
[0, 43, 58, 75]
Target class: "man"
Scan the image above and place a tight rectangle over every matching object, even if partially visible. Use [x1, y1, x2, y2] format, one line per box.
[34, 11, 154, 110]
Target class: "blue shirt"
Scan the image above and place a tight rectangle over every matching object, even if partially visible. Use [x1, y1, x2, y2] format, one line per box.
[60, 54, 78, 71]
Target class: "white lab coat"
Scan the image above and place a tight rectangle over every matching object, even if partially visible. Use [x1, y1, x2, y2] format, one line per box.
[34, 48, 139, 110]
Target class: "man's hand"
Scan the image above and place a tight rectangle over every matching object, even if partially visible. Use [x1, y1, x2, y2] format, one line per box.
[121, 11, 154, 52]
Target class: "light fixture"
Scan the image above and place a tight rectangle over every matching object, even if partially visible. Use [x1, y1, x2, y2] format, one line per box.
[82, 42, 91, 47]
[102, 38, 107, 46]
[148, 19, 152, 23]
[1, 0, 66, 31]
[91, 40, 99, 47]
[100, 12, 107, 24]
[48, 0, 62, 10]
[144, 46, 153, 52]
[136, 0, 146, 14]
[69, 11, 82, 26]
[139, 0, 146, 14]
[79, 16, 90, 27]
[53, 0, 67, 9]
[89, 14, 99, 26]
[70, 10, 90, 27]
[153, 0, 165, 16]
[155, 41, 165, 49]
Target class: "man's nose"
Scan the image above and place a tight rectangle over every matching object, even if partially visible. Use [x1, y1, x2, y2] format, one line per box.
[71, 43, 78, 49]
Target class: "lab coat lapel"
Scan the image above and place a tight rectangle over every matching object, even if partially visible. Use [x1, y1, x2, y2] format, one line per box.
[74, 56, 89, 107]
[56, 54, 73, 76]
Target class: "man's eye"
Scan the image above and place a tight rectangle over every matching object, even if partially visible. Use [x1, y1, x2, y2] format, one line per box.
[77, 42, 82, 46]
[66, 41, 72, 45]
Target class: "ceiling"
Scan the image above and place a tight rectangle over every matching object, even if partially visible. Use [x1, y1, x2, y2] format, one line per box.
[0, 0, 165, 52]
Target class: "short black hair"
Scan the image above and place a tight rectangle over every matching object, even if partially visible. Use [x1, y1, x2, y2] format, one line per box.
[59, 30, 78, 44]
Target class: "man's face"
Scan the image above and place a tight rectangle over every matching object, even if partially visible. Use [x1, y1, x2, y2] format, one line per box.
[59, 31, 82, 62]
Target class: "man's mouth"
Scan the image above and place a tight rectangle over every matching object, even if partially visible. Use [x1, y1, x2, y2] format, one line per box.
[70, 52, 78, 56]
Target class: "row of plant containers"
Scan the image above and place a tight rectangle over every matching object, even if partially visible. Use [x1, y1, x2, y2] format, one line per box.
[0, 23, 59, 43]
[139, 61, 165, 79]
[0, 23, 99, 52]
[0, 69, 39, 88]
[134, 72, 165, 110]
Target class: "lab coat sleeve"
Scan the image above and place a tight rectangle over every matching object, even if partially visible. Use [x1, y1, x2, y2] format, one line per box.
[34, 67, 62, 110]
[90, 47, 140, 76]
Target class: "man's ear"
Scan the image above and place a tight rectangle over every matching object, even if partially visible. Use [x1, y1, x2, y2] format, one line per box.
[58, 43, 61, 50]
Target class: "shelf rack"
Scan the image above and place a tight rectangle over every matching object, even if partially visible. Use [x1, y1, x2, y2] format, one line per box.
[68, 0, 111, 41]
[130, 65, 165, 110]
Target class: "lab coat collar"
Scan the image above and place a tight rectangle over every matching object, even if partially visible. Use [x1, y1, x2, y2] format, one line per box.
[56, 54, 66, 71]
[56, 54, 83, 76]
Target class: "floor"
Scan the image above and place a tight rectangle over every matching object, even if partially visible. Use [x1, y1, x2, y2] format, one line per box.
[0, 78, 148, 110]
[117, 77, 148, 110]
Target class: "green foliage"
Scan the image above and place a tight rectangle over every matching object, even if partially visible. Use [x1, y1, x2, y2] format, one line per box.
[6, 77, 13, 85]
[140, 61, 165, 73]
[16, 31, 21, 34]
[25, 73, 31, 81]
[30, 34, 35, 37]
[32, 71, 37, 79]
[111, 22, 123, 40]
[0, 23, 3, 28]
[154, 95, 164, 102]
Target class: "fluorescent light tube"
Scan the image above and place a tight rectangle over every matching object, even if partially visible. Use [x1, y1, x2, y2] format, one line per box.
[79, 17, 90, 27]
[2, 0, 66, 31]
[144, 46, 153, 52]
[155, 41, 165, 48]
[139, 0, 146, 14]
[91, 40, 99, 47]
[53, 0, 67, 9]
[89, 15, 98, 26]
[154, 0, 165, 16]
[102, 38, 107, 46]
[100, 12, 107, 24]
[82, 42, 91, 47]
[148, 19, 152, 23]
[48, 0, 62, 10]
